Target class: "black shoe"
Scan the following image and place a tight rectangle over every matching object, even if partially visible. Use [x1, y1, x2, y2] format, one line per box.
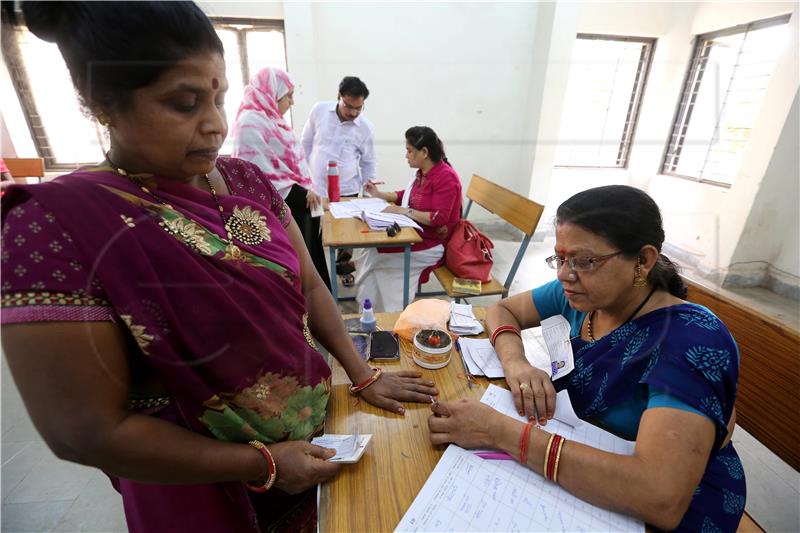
[336, 261, 356, 275]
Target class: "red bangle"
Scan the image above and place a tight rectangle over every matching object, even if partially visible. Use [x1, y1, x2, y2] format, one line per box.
[349, 368, 383, 394]
[552, 437, 566, 484]
[490, 325, 521, 346]
[518, 421, 534, 464]
[545, 434, 564, 482]
[245, 440, 277, 493]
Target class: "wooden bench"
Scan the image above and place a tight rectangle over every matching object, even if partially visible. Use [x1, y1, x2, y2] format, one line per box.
[4, 157, 45, 183]
[685, 278, 800, 532]
[431, 174, 544, 300]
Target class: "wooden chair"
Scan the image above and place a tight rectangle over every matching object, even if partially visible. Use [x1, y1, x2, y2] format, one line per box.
[429, 174, 545, 300]
[4, 157, 45, 183]
[685, 278, 799, 532]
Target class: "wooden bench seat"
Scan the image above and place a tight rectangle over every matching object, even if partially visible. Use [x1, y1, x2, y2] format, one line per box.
[431, 174, 544, 300]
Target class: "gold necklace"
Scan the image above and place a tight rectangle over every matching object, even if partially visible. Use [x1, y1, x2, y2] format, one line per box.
[104, 156, 270, 252]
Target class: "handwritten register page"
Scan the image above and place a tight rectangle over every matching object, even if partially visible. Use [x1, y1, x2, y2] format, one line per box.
[394, 386, 643, 532]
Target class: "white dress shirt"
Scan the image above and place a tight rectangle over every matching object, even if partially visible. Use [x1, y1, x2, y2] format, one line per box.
[301, 101, 376, 197]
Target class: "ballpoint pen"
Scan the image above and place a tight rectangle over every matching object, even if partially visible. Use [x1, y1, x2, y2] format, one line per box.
[454, 339, 474, 389]
[474, 451, 515, 461]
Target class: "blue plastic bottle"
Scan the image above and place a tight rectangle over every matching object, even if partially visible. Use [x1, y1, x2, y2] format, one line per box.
[360, 298, 377, 332]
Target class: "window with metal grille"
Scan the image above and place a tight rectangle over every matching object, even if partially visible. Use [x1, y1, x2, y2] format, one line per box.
[2, 17, 286, 170]
[554, 34, 655, 169]
[661, 14, 791, 187]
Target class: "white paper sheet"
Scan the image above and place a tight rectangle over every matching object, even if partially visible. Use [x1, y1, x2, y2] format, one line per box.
[394, 386, 641, 532]
[541, 315, 575, 380]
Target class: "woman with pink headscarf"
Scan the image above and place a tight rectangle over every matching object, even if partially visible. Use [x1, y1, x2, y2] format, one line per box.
[232, 67, 331, 290]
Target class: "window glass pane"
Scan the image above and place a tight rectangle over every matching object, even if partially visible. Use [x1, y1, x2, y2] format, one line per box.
[555, 37, 650, 167]
[666, 18, 789, 185]
[246, 30, 290, 127]
[216, 29, 244, 155]
[16, 29, 102, 165]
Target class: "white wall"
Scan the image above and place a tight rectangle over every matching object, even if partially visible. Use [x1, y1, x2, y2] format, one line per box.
[728, 89, 799, 296]
[530, 1, 799, 286]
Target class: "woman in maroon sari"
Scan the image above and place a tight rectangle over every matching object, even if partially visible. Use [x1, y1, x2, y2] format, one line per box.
[1, 3, 437, 532]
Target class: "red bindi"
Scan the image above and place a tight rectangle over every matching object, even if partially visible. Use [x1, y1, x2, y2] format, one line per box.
[211, 78, 219, 90]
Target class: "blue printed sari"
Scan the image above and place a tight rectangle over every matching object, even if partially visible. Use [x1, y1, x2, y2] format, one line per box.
[535, 280, 746, 532]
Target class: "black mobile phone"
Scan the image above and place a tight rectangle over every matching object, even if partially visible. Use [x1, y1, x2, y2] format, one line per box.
[368, 331, 400, 360]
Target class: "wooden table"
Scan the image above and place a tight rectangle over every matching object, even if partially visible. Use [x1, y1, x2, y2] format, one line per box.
[321, 212, 422, 307]
[319, 309, 493, 532]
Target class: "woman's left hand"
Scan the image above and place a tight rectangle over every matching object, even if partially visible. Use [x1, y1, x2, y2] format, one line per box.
[358, 370, 438, 414]
[381, 204, 407, 215]
[428, 398, 501, 449]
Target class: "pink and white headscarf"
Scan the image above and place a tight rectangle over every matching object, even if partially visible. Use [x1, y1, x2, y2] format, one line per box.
[231, 67, 313, 197]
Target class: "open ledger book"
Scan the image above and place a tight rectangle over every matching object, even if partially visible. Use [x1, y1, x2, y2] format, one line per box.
[394, 385, 643, 532]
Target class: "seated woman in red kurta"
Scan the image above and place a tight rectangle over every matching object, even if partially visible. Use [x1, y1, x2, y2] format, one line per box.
[358, 126, 462, 311]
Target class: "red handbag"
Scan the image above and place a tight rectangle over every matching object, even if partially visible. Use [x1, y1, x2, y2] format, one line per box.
[445, 220, 494, 283]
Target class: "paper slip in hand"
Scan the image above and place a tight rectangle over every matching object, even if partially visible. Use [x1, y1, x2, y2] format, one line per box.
[309, 201, 324, 218]
[541, 315, 575, 380]
[310, 434, 372, 463]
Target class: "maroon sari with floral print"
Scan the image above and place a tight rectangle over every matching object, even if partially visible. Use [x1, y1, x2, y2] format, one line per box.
[1, 157, 331, 532]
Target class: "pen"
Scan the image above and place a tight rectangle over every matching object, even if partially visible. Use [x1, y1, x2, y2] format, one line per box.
[454, 339, 474, 389]
[474, 452, 515, 461]
[368, 180, 385, 185]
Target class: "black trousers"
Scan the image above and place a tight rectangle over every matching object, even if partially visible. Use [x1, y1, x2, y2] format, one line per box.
[284, 184, 332, 291]
[335, 193, 360, 264]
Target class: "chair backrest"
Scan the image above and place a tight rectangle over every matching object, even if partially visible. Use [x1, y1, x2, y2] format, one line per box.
[4, 157, 45, 179]
[684, 278, 800, 471]
[465, 174, 544, 237]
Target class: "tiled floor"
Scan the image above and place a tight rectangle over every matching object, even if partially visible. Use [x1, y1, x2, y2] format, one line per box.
[2, 229, 798, 532]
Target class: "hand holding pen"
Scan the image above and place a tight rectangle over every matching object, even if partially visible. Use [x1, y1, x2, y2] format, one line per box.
[428, 398, 500, 449]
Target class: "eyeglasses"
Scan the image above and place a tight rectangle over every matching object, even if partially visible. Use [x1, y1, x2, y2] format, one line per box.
[545, 251, 627, 272]
[339, 98, 364, 112]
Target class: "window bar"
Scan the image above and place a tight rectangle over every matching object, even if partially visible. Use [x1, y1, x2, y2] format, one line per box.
[617, 42, 650, 167]
[665, 39, 712, 172]
[237, 28, 250, 87]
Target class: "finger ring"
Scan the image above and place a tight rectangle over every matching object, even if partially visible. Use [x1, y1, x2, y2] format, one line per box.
[519, 383, 530, 390]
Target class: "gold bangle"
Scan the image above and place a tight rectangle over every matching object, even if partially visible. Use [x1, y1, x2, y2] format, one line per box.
[553, 438, 566, 484]
[543, 433, 555, 476]
[246, 440, 277, 492]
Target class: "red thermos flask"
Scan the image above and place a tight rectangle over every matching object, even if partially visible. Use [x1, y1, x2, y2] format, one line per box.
[327, 160, 340, 202]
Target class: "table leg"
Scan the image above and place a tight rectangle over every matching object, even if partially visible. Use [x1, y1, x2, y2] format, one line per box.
[403, 244, 411, 308]
[330, 246, 338, 302]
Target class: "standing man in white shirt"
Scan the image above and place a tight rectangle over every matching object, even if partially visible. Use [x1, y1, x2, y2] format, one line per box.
[301, 76, 376, 287]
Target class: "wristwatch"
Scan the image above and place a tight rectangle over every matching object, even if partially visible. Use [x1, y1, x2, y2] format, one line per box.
[406, 208, 413, 217]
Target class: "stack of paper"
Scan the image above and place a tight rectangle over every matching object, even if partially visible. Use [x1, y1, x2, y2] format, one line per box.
[360, 210, 422, 231]
[449, 302, 484, 336]
[328, 198, 387, 219]
[458, 325, 569, 380]
[310, 433, 372, 463]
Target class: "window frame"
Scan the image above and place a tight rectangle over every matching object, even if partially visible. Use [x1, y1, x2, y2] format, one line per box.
[554, 33, 656, 170]
[660, 13, 792, 188]
[2, 16, 286, 171]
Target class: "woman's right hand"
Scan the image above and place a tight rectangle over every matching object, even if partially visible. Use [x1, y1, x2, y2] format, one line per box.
[306, 190, 322, 211]
[266, 441, 341, 494]
[503, 359, 556, 425]
[363, 181, 379, 197]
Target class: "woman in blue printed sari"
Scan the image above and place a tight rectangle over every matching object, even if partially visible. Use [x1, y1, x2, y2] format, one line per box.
[428, 185, 744, 532]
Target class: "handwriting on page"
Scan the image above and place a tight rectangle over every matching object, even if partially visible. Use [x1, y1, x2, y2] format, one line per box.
[395, 386, 641, 533]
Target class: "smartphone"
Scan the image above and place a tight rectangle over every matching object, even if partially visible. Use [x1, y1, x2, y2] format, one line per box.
[368, 331, 400, 361]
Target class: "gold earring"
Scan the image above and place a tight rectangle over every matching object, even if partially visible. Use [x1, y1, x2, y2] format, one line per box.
[96, 112, 111, 127]
[633, 260, 647, 287]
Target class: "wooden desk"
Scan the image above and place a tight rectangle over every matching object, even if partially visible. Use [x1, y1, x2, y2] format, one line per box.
[319, 310, 491, 532]
[321, 212, 422, 307]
